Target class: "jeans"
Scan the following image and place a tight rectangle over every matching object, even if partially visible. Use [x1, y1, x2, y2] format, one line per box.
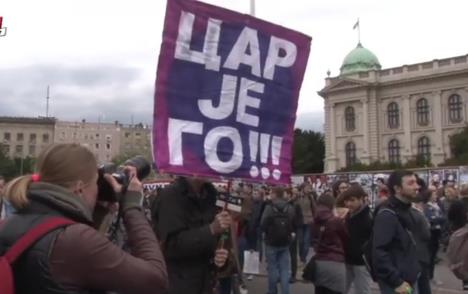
[345, 265, 372, 294]
[238, 235, 248, 271]
[289, 238, 298, 279]
[266, 245, 290, 294]
[418, 265, 431, 294]
[218, 277, 232, 294]
[315, 286, 341, 294]
[428, 229, 441, 280]
[378, 280, 419, 294]
[297, 224, 311, 263]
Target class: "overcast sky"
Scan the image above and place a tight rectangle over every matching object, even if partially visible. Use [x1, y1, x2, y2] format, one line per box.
[1, 0, 468, 131]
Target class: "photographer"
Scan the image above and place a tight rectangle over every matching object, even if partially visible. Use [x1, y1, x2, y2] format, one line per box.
[152, 176, 231, 294]
[0, 143, 168, 294]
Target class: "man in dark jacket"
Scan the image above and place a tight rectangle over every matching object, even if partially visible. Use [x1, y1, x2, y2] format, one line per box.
[373, 170, 421, 294]
[412, 193, 432, 294]
[340, 184, 373, 294]
[152, 176, 231, 294]
[261, 186, 296, 294]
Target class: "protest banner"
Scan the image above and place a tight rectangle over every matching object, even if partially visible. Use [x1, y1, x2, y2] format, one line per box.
[153, 0, 311, 184]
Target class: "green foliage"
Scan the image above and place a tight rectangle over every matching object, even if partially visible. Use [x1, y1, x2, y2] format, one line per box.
[444, 125, 468, 165]
[0, 143, 35, 179]
[292, 128, 325, 173]
[339, 156, 432, 172]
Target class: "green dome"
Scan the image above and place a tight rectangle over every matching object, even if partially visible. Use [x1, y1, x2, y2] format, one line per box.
[340, 43, 381, 75]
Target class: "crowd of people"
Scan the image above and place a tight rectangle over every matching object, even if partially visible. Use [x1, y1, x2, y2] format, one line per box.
[1, 143, 468, 294]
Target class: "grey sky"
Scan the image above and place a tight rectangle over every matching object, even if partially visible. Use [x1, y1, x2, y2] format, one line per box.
[1, 0, 468, 131]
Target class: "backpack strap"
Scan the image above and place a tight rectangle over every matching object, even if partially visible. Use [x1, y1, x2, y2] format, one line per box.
[377, 208, 416, 245]
[3, 216, 75, 264]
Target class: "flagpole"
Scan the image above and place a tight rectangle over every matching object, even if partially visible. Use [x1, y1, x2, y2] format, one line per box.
[353, 18, 361, 44]
[250, 0, 255, 16]
[358, 23, 361, 44]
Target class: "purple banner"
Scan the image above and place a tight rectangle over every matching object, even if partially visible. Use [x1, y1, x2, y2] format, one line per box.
[153, 0, 311, 184]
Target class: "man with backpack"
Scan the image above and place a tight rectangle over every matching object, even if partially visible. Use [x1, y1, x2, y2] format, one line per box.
[261, 186, 296, 294]
[372, 170, 421, 294]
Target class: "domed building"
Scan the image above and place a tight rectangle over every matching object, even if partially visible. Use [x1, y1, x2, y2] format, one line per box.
[340, 43, 381, 75]
[319, 43, 468, 172]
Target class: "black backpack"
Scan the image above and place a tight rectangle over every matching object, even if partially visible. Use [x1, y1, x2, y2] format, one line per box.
[362, 207, 414, 281]
[265, 204, 292, 247]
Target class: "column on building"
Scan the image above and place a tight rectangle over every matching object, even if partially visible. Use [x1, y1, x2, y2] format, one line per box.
[324, 102, 338, 172]
[432, 90, 445, 163]
[360, 97, 371, 164]
[402, 95, 412, 161]
[367, 87, 380, 162]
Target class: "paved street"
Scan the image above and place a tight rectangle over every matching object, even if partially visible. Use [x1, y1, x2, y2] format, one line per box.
[242, 259, 466, 294]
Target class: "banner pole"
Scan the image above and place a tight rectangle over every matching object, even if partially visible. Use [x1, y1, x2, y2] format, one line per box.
[250, 0, 255, 16]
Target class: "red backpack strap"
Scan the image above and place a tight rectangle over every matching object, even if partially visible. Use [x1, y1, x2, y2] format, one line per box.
[4, 216, 75, 263]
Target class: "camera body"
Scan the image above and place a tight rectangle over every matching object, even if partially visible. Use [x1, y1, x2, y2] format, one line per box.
[97, 156, 151, 202]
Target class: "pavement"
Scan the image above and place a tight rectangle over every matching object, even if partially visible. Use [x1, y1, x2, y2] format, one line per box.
[241, 256, 466, 294]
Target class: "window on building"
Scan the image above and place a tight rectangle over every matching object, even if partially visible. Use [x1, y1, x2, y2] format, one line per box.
[106, 143, 111, 150]
[2, 144, 10, 154]
[345, 142, 357, 167]
[416, 98, 429, 126]
[448, 94, 463, 123]
[387, 102, 400, 128]
[17, 133, 24, 142]
[15, 145, 23, 155]
[345, 106, 356, 131]
[388, 139, 400, 163]
[135, 132, 141, 137]
[29, 145, 36, 156]
[96, 134, 100, 139]
[125, 132, 130, 138]
[43, 133, 50, 144]
[106, 135, 112, 141]
[95, 143, 100, 149]
[4, 132, 11, 142]
[417, 136, 431, 161]
[29, 133, 37, 143]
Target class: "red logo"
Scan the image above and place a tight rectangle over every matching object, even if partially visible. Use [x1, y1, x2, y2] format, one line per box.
[0, 16, 7, 37]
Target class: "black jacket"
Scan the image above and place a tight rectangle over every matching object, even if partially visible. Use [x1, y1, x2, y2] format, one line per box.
[372, 195, 421, 288]
[0, 183, 98, 294]
[411, 207, 431, 266]
[152, 177, 218, 294]
[344, 205, 372, 265]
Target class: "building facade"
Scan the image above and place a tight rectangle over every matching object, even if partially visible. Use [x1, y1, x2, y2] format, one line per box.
[0, 117, 152, 164]
[0, 117, 55, 159]
[55, 120, 122, 163]
[120, 123, 152, 159]
[320, 43, 468, 172]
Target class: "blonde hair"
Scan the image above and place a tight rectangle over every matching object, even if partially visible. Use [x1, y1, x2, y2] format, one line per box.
[5, 143, 97, 209]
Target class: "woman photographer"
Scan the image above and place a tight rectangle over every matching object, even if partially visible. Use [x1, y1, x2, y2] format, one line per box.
[0, 143, 168, 294]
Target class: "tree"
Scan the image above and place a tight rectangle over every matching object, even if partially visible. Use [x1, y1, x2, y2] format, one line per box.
[443, 125, 468, 165]
[0, 144, 17, 179]
[339, 155, 433, 172]
[292, 128, 325, 173]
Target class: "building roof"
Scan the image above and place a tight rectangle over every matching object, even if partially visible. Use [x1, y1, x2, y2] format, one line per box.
[0, 116, 56, 125]
[340, 43, 381, 76]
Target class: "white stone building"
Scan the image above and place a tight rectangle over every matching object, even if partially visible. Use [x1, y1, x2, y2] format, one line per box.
[320, 43, 468, 172]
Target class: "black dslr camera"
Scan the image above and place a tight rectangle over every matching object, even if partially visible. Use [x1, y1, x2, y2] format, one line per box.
[97, 156, 151, 202]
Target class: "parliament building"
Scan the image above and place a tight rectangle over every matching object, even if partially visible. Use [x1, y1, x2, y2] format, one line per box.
[320, 43, 468, 172]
